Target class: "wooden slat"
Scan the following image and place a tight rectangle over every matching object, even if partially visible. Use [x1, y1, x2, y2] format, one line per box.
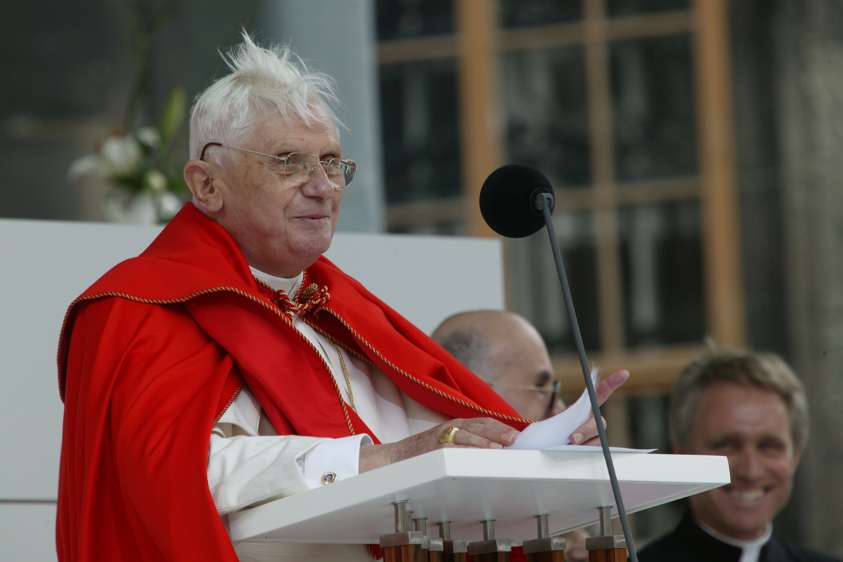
[603, 10, 693, 42]
[385, 178, 701, 229]
[385, 198, 464, 227]
[456, 0, 502, 237]
[692, 0, 746, 346]
[583, 0, 625, 352]
[498, 22, 585, 52]
[554, 343, 708, 398]
[378, 11, 693, 65]
[378, 36, 457, 65]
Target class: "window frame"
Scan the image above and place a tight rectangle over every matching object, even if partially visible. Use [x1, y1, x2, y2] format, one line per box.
[376, 0, 744, 401]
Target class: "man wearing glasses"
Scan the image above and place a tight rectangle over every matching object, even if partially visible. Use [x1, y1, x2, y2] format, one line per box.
[56, 33, 627, 562]
[432, 309, 593, 561]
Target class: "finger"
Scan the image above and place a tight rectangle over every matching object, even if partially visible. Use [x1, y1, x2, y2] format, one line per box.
[459, 417, 519, 447]
[594, 369, 629, 405]
[570, 416, 606, 444]
[449, 427, 507, 449]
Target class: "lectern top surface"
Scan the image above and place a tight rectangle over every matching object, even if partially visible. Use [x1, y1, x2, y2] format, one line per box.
[229, 448, 729, 544]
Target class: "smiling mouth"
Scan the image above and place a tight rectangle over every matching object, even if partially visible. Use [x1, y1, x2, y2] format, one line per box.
[724, 487, 766, 505]
[297, 215, 330, 220]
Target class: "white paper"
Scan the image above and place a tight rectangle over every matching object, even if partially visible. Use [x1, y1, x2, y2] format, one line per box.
[544, 445, 656, 453]
[508, 368, 600, 450]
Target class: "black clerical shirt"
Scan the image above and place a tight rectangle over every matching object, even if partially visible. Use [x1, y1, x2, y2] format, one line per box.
[639, 513, 840, 562]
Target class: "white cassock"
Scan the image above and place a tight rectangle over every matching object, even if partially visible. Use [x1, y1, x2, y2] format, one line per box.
[207, 268, 448, 561]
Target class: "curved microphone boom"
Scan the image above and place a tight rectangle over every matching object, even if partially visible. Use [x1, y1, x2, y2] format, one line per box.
[479, 164, 639, 562]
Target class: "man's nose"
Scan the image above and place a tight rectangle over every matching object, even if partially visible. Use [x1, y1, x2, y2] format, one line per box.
[300, 165, 337, 197]
[730, 448, 764, 481]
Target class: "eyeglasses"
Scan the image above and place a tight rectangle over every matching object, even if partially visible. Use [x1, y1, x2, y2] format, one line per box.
[200, 142, 357, 189]
[492, 379, 562, 420]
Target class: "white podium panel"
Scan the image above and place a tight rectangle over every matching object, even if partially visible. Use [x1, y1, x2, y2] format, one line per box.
[230, 448, 729, 544]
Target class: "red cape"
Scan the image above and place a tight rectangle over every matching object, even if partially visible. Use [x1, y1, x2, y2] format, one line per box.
[57, 203, 527, 561]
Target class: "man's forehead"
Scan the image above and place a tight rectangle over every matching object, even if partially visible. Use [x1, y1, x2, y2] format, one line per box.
[250, 113, 339, 147]
[693, 383, 793, 438]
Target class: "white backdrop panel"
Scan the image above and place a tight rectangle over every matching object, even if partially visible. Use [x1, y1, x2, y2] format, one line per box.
[0, 504, 57, 562]
[0, 218, 503, 502]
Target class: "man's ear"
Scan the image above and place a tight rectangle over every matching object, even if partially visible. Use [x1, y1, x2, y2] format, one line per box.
[184, 160, 224, 214]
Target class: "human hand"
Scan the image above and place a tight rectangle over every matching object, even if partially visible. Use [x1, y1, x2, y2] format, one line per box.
[569, 369, 629, 446]
[563, 528, 590, 562]
[359, 417, 519, 472]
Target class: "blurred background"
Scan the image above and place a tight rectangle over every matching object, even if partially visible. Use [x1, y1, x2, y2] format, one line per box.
[3, 0, 842, 555]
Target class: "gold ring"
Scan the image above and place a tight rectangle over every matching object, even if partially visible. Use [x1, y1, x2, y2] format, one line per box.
[438, 426, 460, 445]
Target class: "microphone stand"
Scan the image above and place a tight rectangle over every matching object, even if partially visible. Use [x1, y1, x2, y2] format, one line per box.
[534, 192, 639, 562]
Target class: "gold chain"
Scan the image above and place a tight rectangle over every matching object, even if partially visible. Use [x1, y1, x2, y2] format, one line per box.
[333, 343, 356, 411]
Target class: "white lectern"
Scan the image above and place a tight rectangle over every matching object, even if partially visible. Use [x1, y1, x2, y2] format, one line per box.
[229, 448, 729, 559]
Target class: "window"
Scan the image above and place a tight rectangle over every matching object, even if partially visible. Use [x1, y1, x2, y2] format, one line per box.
[376, 0, 743, 424]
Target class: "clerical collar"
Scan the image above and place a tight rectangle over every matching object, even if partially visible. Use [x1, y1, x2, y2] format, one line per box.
[698, 519, 772, 551]
[249, 266, 303, 297]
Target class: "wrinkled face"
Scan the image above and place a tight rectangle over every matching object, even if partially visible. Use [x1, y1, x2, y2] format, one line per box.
[489, 321, 562, 421]
[686, 382, 800, 540]
[214, 113, 344, 277]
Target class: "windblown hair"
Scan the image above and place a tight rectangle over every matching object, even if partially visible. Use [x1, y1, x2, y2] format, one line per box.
[669, 348, 810, 452]
[189, 31, 341, 161]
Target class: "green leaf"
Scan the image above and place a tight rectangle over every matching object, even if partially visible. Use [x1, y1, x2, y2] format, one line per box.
[166, 174, 189, 193]
[159, 86, 186, 146]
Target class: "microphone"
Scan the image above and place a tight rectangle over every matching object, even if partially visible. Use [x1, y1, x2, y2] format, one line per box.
[479, 164, 639, 562]
[479, 164, 554, 238]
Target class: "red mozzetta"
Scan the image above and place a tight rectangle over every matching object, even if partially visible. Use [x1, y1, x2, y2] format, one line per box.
[56, 203, 527, 561]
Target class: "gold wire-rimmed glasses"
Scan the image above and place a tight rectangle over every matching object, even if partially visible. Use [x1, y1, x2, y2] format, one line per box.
[492, 378, 562, 420]
[200, 142, 357, 189]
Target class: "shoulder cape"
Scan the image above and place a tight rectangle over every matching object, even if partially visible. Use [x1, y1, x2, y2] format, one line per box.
[57, 203, 527, 562]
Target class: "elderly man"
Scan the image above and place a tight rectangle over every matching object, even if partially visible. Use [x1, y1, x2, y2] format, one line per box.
[432, 309, 597, 562]
[56, 34, 627, 562]
[639, 349, 840, 562]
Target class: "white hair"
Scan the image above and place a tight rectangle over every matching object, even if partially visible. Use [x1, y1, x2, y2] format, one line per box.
[189, 31, 341, 162]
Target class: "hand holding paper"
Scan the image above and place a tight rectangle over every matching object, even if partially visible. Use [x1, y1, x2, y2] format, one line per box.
[509, 368, 630, 450]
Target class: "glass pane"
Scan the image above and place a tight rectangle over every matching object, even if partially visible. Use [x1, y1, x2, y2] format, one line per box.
[501, 47, 592, 188]
[508, 211, 600, 354]
[376, 0, 454, 40]
[619, 201, 705, 347]
[607, 0, 690, 18]
[610, 35, 698, 182]
[379, 60, 462, 205]
[499, 0, 581, 29]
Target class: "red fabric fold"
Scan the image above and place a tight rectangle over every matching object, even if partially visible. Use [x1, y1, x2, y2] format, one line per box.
[57, 203, 527, 561]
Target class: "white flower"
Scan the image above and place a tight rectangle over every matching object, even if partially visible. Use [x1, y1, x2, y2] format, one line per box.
[144, 169, 168, 192]
[136, 127, 161, 148]
[68, 154, 107, 180]
[157, 192, 183, 219]
[100, 134, 142, 176]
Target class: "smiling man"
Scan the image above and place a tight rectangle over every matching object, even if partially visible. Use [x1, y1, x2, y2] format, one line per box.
[639, 349, 839, 562]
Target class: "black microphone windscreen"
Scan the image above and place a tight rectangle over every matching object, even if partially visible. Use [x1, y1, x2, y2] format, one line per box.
[479, 164, 554, 238]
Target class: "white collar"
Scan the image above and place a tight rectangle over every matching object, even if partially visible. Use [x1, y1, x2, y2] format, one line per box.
[249, 266, 303, 297]
[698, 519, 772, 550]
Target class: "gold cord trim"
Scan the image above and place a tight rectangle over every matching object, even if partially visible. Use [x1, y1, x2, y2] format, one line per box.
[334, 343, 357, 411]
[58, 285, 357, 436]
[319, 307, 529, 425]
